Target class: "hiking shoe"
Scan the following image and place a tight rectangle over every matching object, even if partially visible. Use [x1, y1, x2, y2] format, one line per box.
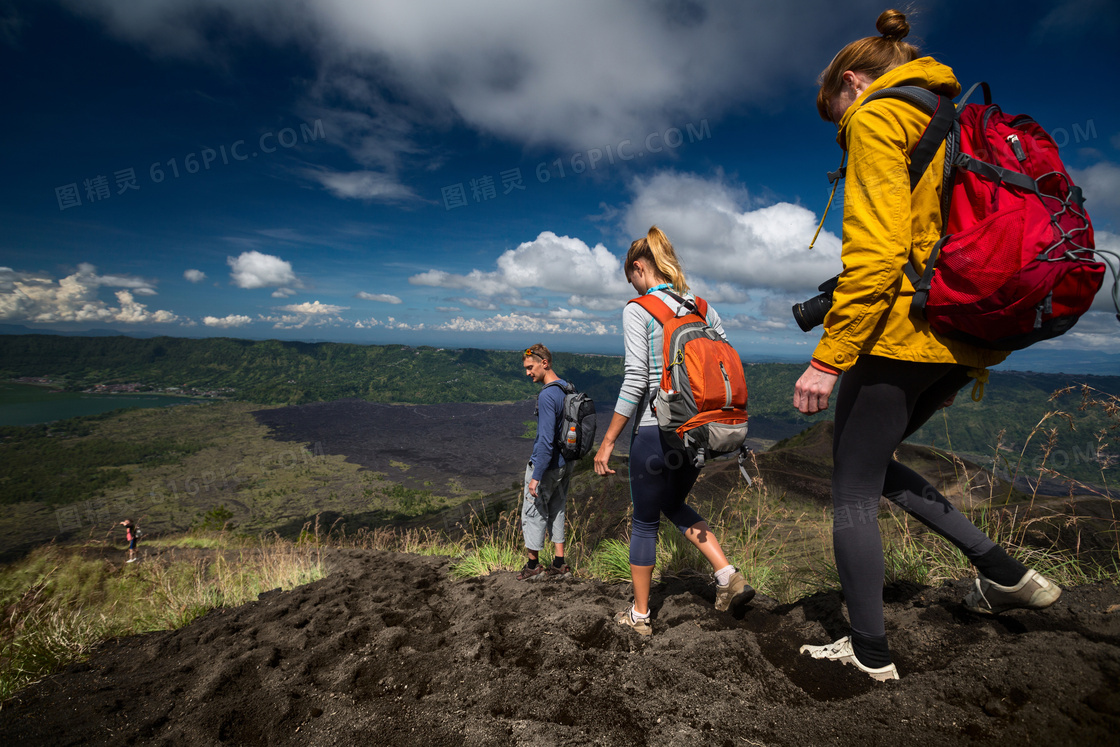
[714, 571, 756, 612]
[963, 569, 1062, 615]
[516, 563, 545, 581]
[614, 608, 652, 636]
[545, 563, 571, 579]
[799, 636, 899, 681]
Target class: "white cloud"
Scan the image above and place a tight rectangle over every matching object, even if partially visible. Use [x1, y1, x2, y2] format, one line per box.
[355, 316, 424, 331]
[184, 269, 207, 283]
[410, 231, 631, 305]
[59, 0, 881, 159]
[721, 314, 791, 333]
[410, 269, 518, 298]
[276, 301, 348, 315]
[566, 295, 627, 312]
[1034, 310, 1120, 351]
[0, 265, 177, 324]
[1088, 231, 1120, 313]
[261, 301, 349, 329]
[113, 291, 177, 322]
[437, 312, 612, 336]
[227, 250, 302, 293]
[1071, 161, 1120, 221]
[454, 297, 499, 311]
[405, 172, 839, 322]
[356, 291, 402, 304]
[623, 171, 842, 293]
[546, 307, 595, 320]
[203, 314, 252, 328]
[306, 168, 419, 202]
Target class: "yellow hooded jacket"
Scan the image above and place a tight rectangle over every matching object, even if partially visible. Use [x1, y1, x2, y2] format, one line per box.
[812, 57, 1007, 373]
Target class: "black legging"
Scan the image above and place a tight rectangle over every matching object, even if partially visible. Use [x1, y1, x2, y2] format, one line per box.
[832, 355, 997, 641]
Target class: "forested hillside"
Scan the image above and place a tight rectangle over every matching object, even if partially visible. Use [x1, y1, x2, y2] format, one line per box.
[1, 334, 1117, 483]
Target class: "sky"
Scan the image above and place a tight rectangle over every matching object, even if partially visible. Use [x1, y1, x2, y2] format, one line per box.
[1, 0, 1118, 370]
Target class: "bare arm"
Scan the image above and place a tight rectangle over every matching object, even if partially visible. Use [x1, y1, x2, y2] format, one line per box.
[593, 412, 632, 476]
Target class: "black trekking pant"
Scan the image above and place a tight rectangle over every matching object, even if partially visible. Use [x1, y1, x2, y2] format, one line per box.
[831, 355, 997, 641]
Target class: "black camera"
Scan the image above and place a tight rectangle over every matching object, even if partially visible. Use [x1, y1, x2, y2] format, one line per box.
[792, 275, 840, 332]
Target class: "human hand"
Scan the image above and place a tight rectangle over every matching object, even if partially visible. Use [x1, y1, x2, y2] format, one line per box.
[793, 365, 839, 415]
[528, 478, 539, 497]
[594, 441, 615, 476]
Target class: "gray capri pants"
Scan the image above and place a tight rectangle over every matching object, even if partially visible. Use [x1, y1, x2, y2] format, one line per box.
[521, 461, 571, 550]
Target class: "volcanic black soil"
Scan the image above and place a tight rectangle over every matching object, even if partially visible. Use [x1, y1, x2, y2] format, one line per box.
[4, 402, 1118, 744]
[2, 547, 1118, 746]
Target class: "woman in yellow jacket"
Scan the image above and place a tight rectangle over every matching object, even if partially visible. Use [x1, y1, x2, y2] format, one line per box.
[793, 9, 1061, 681]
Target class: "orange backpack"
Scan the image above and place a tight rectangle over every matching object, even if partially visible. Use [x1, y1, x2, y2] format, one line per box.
[630, 291, 751, 479]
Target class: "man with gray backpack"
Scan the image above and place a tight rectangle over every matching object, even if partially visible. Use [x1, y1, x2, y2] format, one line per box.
[516, 343, 595, 580]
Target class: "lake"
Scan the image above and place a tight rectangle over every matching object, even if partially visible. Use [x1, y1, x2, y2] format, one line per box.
[0, 382, 198, 426]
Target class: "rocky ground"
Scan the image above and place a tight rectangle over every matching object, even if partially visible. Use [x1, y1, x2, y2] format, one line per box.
[1, 548, 1118, 746]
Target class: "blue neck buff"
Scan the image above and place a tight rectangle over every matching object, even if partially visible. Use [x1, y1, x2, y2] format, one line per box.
[645, 283, 672, 295]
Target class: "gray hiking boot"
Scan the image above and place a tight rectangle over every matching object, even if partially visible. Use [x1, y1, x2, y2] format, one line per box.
[799, 636, 899, 681]
[963, 569, 1061, 615]
[714, 570, 756, 612]
[614, 608, 652, 636]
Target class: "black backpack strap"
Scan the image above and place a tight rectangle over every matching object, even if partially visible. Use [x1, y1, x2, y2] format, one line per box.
[862, 86, 956, 190]
[863, 85, 960, 313]
[535, 379, 569, 416]
[659, 288, 701, 317]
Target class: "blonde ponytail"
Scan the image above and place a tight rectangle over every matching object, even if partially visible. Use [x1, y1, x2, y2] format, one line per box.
[625, 225, 690, 293]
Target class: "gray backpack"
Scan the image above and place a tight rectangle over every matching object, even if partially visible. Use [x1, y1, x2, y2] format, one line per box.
[537, 381, 597, 460]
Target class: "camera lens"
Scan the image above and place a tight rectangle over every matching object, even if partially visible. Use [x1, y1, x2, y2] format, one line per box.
[792, 293, 832, 332]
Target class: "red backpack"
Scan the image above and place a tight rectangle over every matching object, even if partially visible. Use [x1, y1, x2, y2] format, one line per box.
[865, 83, 1117, 350]
[629, 290, 751, 479]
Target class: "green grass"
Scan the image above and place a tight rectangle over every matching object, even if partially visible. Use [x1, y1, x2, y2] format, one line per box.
[582, 539, 632, 583]
[0, 533, 324, 701]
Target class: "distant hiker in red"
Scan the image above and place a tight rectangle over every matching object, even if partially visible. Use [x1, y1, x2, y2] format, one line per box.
[516, 344, 573, 580]
[120, 519, 138, 563]
[793, 9, 1061, 681]
[594, 226, 754, 636]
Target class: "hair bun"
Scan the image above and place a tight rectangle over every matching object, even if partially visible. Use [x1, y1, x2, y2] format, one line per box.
[876, 9, 910, 41]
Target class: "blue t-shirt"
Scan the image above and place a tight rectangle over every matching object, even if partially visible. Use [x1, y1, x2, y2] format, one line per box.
[531, 378, 569, 481]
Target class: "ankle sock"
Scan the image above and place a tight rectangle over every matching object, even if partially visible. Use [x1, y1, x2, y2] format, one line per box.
[552, 556, 566, 569]
[972, 546, 1027, 587]
[850, 631, 892, 669]
[630, 606, 650, 620]
[714, 564, 735, 586]
[525, 558, 539, 570]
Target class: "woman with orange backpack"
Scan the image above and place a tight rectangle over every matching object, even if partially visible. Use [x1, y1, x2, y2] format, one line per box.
[793, 9, 1061, 680]
[594, 225, 754, 636]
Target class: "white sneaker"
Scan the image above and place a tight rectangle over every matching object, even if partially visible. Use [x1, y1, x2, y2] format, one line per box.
[963, 569, 1061, 615]
[799, 636, 899, 681]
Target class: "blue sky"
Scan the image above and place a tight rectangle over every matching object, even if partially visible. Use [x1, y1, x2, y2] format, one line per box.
[1, 0, 1118, 369]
